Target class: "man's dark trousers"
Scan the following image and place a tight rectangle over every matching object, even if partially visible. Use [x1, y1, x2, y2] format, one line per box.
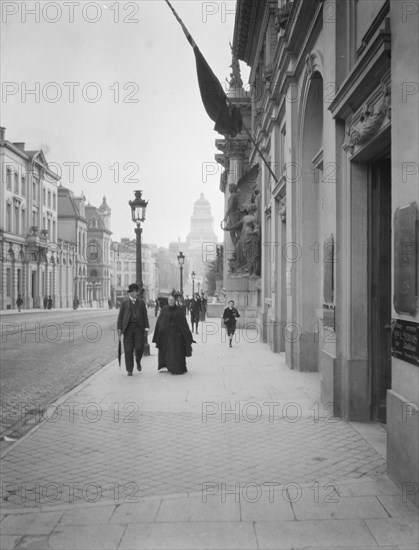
[123, 320, 144, 373]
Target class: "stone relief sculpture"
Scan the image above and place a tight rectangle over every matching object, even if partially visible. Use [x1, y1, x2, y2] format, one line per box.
[221, 164, 261, 277]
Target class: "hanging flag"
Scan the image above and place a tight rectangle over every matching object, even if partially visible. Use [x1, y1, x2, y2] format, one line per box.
[164, 0, 242, 138]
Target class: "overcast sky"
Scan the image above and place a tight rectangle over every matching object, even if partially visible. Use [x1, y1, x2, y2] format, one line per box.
[2, 0, 248, 247]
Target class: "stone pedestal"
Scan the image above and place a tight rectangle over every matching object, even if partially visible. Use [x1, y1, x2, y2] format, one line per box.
[224, 275, 261, 328]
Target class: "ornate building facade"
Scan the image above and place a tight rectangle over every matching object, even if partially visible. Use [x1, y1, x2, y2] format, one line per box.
[85, 197, 113, 306]
[57, 185, 88, 307]
[221, 0, 418, 505]
[0, 127, 76, 310]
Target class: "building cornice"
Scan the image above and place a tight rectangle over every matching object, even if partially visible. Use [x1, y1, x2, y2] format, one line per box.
[329, 23, 391, 120]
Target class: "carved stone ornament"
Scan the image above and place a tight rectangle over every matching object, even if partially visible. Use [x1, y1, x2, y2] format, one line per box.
[225, 139, 249, 159]
[344, 84, 391, 153]
[273, 2, 292, 33]
[278, 196, 286, 222]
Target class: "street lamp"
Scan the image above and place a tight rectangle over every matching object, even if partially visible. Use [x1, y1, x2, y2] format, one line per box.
[191, 270, 195, 296]
[129, 190, 150, 356]
[177, 251, 185, 295]
[129, 190, 148, 289]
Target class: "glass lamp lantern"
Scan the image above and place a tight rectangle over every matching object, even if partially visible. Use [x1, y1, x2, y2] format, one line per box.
[129, 190, 148, 223]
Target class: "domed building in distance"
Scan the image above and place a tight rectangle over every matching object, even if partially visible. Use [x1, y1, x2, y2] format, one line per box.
[185, 193, 218, 290]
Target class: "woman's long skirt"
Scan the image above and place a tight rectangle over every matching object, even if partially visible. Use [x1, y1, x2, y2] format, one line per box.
[158, 325, 187, 374]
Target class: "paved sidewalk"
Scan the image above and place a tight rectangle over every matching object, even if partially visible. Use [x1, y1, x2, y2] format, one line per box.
[1, 320, 417, 549]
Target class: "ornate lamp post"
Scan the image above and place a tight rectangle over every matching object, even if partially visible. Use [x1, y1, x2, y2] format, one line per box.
[129, 190, 148, 290]
[191, 270, 195, 296]
[177, 251, 185, 295]
[129, 190, 150, 356]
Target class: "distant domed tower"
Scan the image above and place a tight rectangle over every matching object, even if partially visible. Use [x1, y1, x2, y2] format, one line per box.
[186, 193, 218, 246]
[185, 193, 218, 284]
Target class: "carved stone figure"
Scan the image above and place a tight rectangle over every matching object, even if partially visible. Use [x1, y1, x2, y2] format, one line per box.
[223, 203, 261, 277]
[221, 163, 261, 276]
[221, 183, 242, 247]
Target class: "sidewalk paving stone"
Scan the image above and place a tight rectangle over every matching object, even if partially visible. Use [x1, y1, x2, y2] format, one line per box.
[365, 516, 419, 547]
[119, 521, 258, 550]
[254, 519, 378, 549]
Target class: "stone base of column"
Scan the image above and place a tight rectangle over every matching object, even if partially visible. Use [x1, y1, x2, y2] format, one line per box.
[223, 275, 261, 328]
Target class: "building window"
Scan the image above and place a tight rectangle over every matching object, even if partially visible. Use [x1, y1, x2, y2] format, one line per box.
[43, 188, 46, 206]
[14, 172, 19, 194]
[124, 274, 129, 286]
[48, 218, 52, 239]
[32, 210, 38, 227]
[117, 261, 122, 270]
[21, 175, 26, 196]
[117, 275, 122, 286]
[88, 242, 100, 261]
[52, 220, 56, 241]
[52, 193, 56, 209]
[48, 190, 51, 208]
[6, 203, 12, 232]
[91, 269, 98, 277]
[14, 205, 19, 234]
[6, 268, 11, 297]
[22, 210, 26, 235]
[33, 180, 38, 201]
[6, 168, 12, 190]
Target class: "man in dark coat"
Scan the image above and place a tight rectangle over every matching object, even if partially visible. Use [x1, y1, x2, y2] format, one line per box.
[117, 283, 149, 376]
[152, 294, 195, 375]
[189, 293, 202, 334]
[222, 300, 240, 348]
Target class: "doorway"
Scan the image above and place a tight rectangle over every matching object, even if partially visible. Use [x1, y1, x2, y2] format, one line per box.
[369, 157, 392, 423]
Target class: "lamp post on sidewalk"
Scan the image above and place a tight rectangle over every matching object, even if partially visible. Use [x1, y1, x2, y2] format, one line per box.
[191, 270, 195, 296]
[129, 190, 150, 356]
[177, 251, 185, 295]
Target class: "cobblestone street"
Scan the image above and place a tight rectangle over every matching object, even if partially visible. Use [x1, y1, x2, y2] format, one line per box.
[1, 320, 417, 549]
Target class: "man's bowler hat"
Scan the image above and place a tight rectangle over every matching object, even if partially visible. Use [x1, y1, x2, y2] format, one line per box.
[128, 283, 140, 293]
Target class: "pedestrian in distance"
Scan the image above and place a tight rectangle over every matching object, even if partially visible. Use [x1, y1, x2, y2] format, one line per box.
[199, 292, 207, 322]
[189, 292, 202, 334]
[152, 294, 195, 375]
[117, 283, 150, 376]
[43, 296, 48, 310]
[154, 300, 160, 317]
[47, 296, 53, 310]
[184, 295, 190, 310]
[16, 295, 23, 312]
[222, 300, 240, 348]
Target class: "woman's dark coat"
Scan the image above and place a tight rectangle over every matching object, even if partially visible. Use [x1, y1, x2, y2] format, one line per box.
[152, 305, 195, 357]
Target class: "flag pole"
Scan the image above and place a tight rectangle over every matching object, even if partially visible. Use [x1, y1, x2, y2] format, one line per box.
[164, 0, 278, 184]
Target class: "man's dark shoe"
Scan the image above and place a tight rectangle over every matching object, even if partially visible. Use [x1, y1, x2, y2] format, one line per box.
[127, 372, 133, 376]
[137, 364, 142, 372]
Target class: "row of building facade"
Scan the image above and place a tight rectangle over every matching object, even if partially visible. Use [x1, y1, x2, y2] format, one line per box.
[218, 0, 418, 506]
[1, 126, 220, 310]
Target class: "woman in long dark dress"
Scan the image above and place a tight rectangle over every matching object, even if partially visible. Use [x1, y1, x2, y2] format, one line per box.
[152, 295, 195, 375]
